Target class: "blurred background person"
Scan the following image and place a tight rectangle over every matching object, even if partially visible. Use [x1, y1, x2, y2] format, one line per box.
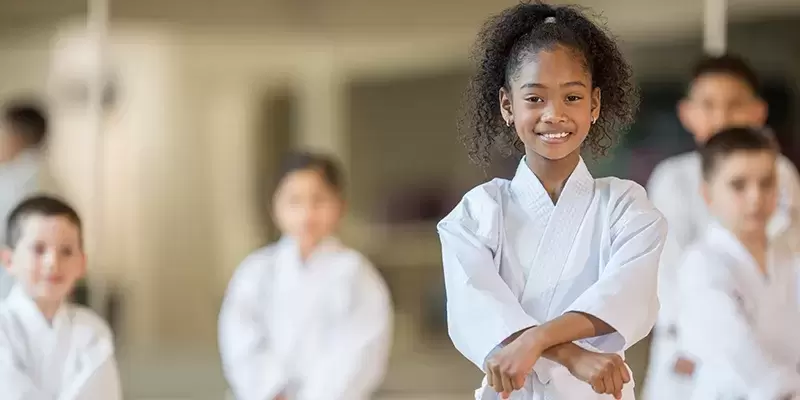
[0, 100, 51, 300]
[675, 127, 800, 399]
[218, 152, 393, 400]
[644, 54, 800, 400]
[0, 196, 122, 399]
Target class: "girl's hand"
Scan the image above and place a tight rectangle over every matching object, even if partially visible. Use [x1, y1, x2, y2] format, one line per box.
[485, 331, 545, 398]
[563, 348, 630, 399]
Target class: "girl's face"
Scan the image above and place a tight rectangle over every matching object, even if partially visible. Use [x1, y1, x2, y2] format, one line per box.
[702, 150, 778, 237]
[500, 45, 601, 162]
[272, 168, 344, 247]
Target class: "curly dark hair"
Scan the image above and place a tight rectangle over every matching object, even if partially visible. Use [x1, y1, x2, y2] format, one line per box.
[459, 1, 639, 168]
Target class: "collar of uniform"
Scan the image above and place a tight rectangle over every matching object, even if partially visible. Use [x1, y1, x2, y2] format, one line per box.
[705, 221, 777, 278]
[278, 236, 342, 267]
[6, 285, 69, 334]
[510, 156, 594, 209]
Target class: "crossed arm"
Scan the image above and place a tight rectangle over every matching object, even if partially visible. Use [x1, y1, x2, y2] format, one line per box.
[438, 192, 665, 397]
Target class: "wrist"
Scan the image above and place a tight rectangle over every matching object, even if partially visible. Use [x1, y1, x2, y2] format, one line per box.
[552, 344, 585, 370]
[523, 325, 557, 350]
[541, 341, 584, 368]
[519, 326, 551, 354]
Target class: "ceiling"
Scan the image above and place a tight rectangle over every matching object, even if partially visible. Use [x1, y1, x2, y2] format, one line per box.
[0, 0, 799, 42]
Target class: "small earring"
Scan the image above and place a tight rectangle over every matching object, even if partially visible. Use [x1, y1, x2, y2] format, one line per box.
[506, 119, 512, 127]
[590, 116, 596, 124]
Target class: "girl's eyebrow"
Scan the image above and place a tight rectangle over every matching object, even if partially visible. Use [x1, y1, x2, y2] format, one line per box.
[520, 81, 586, 90]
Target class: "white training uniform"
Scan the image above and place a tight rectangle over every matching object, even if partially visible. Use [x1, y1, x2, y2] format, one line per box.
[218, 237, 393, 400]
[643, 151, 800, 400]
[0, 285, 122, 400]
[438, 157, 666, 400]
[676, 222, 800, 399]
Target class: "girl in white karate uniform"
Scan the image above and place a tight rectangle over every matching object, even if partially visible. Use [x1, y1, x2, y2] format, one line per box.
[0, 195, 122, 400]
[218, 152, 393, 400]
[438, 2, 666, 399]
[675, 127, 800, 400]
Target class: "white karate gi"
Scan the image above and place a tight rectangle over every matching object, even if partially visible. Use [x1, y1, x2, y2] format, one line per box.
[0, 285, 122, 400]
[438, 157, 666, 400]
[676, 222, 800, 399]
[218, 237, 393, 400]
[644, 151, 800, 400]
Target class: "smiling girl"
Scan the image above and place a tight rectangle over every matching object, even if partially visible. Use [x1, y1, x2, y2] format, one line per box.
[438, 2, 667, 399]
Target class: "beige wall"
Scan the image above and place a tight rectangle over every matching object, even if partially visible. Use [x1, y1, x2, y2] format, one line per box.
[0, 32, 51, 103]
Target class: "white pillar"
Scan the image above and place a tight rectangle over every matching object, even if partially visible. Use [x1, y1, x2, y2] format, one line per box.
[294, 52, 348, 170]
[207, 79, 264, 285]
[292, 54, 376, 247]
[86, 0, 110, 315]
[704, 0, 727, 56]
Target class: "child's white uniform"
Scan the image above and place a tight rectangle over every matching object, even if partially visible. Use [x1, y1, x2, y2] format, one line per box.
[676, 222, 800, 399]
[0, 286, 122, 400]
[218, 237, 393, 400]
[438, 158, 666, 400]
[644, 151, 800, 400]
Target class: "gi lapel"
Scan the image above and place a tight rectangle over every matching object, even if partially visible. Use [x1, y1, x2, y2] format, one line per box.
[519, 159, 595, 320]
[59, 312, 114, 400]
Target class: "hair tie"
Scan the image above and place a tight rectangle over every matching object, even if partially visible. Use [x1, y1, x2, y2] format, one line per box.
[543, 16, 556, 24]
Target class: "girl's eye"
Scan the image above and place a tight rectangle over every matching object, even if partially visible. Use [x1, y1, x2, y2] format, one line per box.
[525, 96, 544, 103]
[566, 95, 582, 102]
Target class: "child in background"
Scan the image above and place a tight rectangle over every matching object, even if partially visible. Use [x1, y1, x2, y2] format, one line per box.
[675, 127, 800, 399]
[218, 152, 393, 400]
[644, 54, 800, 400]
[0, 195, 122, 399]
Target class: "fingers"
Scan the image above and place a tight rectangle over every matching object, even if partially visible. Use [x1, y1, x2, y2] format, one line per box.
[512, 373, 526, 391]
[502, 373, 515, 397]
[491, 365, 503, 393]
[487, 363, 525, 397]
[591, 375, 605, 395]
[486, 366, 495, 390]
[602, 369, 615, 397]
[619, 359, 632, 383]
[489, 364, 508, 395]
[611, 363, 624, 399]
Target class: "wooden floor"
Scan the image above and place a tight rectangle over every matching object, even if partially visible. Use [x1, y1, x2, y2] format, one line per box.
[118, 264, 654, 399]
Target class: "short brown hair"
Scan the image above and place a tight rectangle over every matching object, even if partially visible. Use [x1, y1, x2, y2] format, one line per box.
[5, 195, 82, 249]
[700, 126, 777, 181]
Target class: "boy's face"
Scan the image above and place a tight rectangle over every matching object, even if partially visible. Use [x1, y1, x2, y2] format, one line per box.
[702, 150, 778, 236]
[679, 73, 767, 144]
[1, 215, 86, 303]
